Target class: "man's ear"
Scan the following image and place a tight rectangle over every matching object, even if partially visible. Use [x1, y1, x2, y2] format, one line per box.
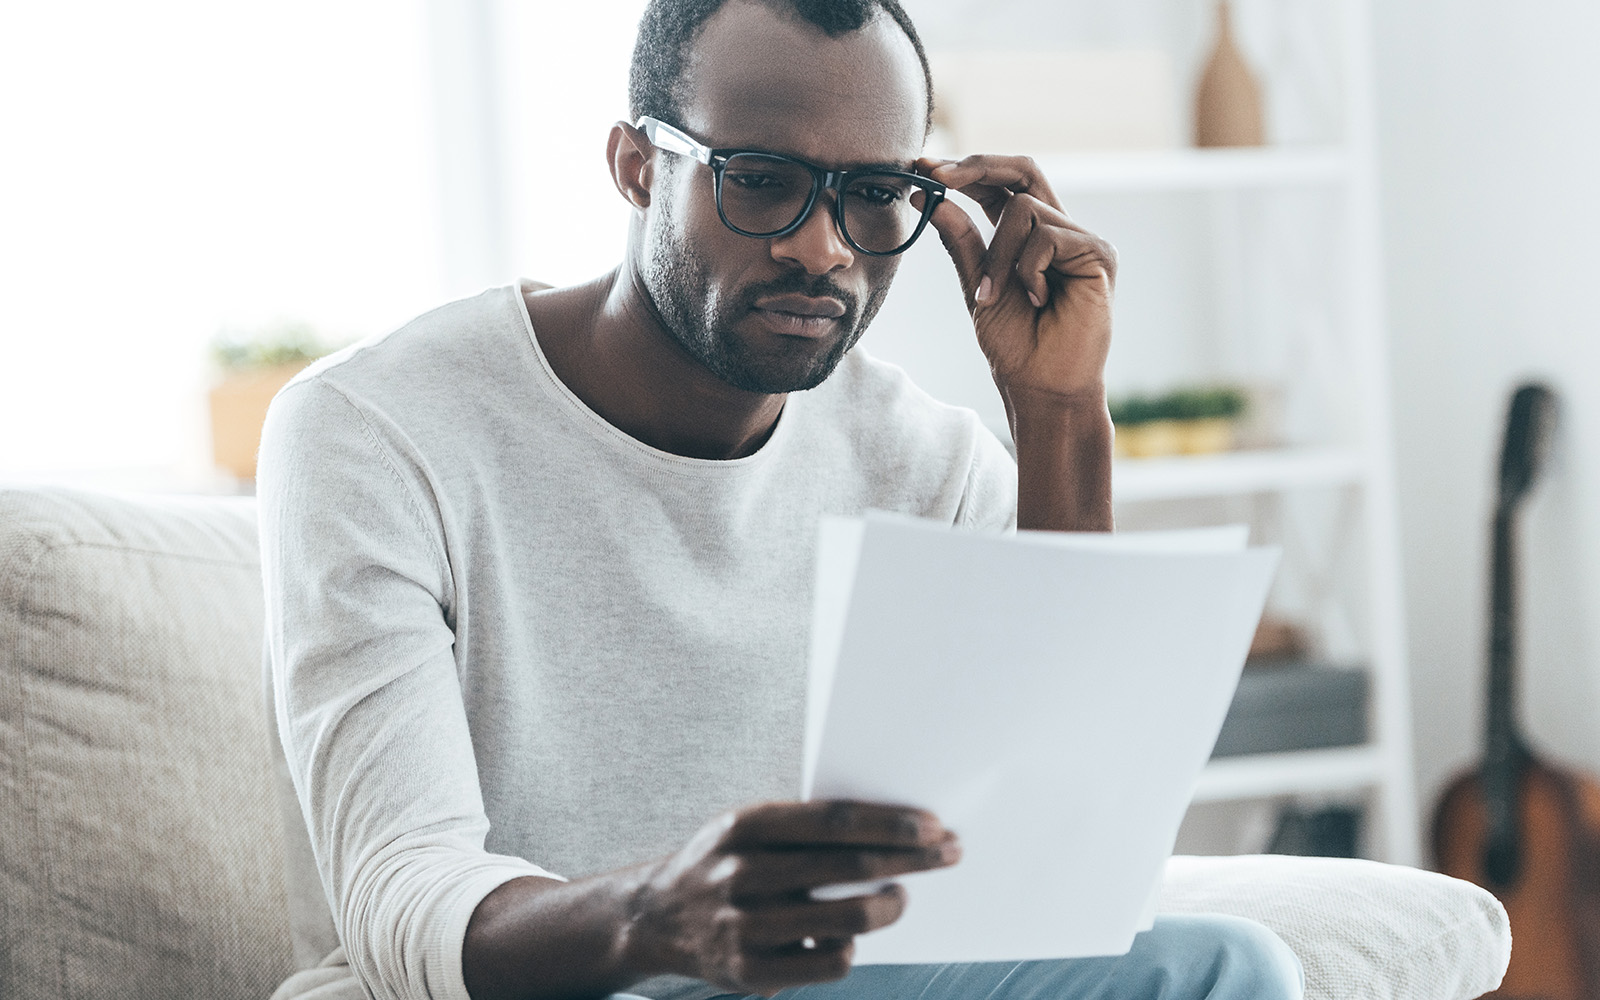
[608, 121, 654, 210]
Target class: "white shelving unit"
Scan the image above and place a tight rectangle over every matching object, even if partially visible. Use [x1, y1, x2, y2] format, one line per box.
[870, 0, 1419, 865]
[1112, 447, 1363, 502]
[1193, 745, 1386, 803]
[1061, 0, 1416, 866]
[1033, 147, 1350, 193]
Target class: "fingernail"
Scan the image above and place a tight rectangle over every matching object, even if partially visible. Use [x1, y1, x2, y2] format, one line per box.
[977, 276, 992, 303]
[1028, 290, 1043, 309]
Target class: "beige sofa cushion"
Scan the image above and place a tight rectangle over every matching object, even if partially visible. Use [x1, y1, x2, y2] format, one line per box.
[1161, 854, 1510, 1000]
[0, 487, 294, 999]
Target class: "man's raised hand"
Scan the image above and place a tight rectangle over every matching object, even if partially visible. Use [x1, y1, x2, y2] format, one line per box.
[620, 800, 960, 995]
[917, 154, 1117, 405]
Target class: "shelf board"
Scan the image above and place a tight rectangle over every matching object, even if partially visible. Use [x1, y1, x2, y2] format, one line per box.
[1113, 446, 1364, 502]
[1193, 745, 1385, 803]
[1037, 147, 1350, 194]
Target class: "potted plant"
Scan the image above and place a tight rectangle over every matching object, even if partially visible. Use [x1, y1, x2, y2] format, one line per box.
[1110, 385, 1247, 458]
[208, 323, 329, 480]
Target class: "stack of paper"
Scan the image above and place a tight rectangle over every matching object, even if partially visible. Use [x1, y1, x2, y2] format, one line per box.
[803, 514, 1279, 964]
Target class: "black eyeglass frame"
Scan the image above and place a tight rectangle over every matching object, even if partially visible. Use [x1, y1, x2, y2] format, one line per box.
[636, 115, 947, 257]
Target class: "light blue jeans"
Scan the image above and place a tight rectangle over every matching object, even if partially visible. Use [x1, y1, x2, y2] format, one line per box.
[620, 915, 1304, 1000]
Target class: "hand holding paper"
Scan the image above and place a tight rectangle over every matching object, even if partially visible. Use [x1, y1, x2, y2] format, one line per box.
[622, 800, 961, 995]
[804, 515, 1279, 965]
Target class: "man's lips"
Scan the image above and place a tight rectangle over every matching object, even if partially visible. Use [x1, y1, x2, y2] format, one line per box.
[750, 293, 848, 339]
[752, 293, 847, 318]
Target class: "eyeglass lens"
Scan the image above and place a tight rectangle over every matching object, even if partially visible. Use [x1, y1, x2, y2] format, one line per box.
[718, 153, 928, 254]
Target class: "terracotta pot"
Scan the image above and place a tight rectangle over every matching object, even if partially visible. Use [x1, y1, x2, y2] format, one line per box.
[208, 363, 307, 480]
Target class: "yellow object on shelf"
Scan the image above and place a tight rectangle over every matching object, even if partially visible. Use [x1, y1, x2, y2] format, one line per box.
[208, 363, 307, 480]
[1176, 417, 1237, 454]
[1116, 420, 1181, 458]
[1115, 418, 1237, 459]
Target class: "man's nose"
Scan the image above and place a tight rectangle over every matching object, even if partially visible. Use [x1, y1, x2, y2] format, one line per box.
[769, 195, 854, 275]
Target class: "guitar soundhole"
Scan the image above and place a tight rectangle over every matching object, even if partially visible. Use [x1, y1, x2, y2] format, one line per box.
[1484, 837, 1520, 889]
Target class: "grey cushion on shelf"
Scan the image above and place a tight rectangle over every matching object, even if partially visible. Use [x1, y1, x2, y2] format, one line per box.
[0, 487, 295, 999]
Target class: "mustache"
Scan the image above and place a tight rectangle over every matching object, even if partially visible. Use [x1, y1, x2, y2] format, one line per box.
[737, 274, 859, 322]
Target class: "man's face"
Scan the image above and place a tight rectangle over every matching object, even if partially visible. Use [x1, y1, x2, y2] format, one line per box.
[637, 0, 929, 394]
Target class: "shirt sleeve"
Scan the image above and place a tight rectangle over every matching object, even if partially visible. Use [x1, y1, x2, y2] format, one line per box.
[954, 419, 1019, 533]
[258, 375, 560, 1000]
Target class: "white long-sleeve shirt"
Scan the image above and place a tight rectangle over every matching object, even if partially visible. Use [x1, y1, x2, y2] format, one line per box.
[258, 282, 1017, 1000]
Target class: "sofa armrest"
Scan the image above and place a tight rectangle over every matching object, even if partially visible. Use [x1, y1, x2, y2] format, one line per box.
[1158, 855, 1509, 1000]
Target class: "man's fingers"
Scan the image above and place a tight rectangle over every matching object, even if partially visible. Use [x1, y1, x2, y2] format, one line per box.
[732, 938, 855, 994]
[1015, 227, 1107, 307]
[740, 888, 907, 946]
[1012, 227, 1058, 307]
[995, 205, 1119, 309]
[979, 193, 1045, 302]
[931, 154, 1060, 213]
[725, 800, 948, 849]
[728, 839, 959, 901]
[960, 183, 1013, 227]
[925, 199, 987, 307]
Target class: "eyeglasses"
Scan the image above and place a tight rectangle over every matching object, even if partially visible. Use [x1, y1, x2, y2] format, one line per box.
[636, 116, 946, 257]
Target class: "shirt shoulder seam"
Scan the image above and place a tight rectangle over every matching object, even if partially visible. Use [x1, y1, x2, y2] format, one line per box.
[300, 377, 453, 588]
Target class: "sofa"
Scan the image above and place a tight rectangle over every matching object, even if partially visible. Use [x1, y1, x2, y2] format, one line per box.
[0, 486, 1511, 999]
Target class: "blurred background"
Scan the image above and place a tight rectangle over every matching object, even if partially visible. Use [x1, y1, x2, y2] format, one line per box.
[3, 0, 1598, 867]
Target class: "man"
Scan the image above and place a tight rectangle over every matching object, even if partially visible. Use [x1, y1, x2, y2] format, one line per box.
[260, 1, 1304, 999]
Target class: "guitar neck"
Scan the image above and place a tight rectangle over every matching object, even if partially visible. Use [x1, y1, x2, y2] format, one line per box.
[1476, 384, 1552, 882]
[1485, 508, 1523, 766]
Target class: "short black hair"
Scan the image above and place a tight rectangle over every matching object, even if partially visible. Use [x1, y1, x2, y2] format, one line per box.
[628, 0, 935, 135]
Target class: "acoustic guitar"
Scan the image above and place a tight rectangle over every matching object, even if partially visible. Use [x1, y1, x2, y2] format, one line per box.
[1433, 383, 1600, 999]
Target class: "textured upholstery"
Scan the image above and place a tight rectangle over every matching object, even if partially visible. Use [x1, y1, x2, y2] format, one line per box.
[0, 486, 1509, 1000]
[1161, 854, 1510, 1000]
[0, 487, 295, 999]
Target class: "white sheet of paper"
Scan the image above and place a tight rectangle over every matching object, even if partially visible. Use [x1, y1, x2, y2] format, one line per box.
[803, 514, 1278, 965]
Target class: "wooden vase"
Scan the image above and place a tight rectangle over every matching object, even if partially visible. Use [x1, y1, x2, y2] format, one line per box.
[1195, 0, 1265, 147]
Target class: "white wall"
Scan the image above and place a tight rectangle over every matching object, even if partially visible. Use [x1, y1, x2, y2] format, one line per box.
[0, 1, 445, 485]
[1374, 0, 1600, 827]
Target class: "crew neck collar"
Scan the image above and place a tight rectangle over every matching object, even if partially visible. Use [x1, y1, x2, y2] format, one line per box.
[512, 280, 795, 476]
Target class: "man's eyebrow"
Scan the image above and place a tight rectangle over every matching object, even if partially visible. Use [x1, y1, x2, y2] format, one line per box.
[740, 143, 915, 173]
[719, 138, 920, 174]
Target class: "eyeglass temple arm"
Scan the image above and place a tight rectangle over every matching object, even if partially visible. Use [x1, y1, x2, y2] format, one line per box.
[635, 116, 713, 165]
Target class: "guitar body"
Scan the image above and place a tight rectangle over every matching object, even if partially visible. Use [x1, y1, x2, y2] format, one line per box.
[1434, 758, 1600, 999]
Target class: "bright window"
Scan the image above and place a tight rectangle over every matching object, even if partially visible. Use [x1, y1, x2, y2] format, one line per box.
[2, 2, 445, 484]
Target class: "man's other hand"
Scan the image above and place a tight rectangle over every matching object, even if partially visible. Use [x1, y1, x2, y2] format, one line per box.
[622, 800, 961, 995]
[915, 154, 1118, 533]
[918, 154, 1116, 404]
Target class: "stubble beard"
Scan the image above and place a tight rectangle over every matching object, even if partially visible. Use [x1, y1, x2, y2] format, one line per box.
[640, 197, 895, 395]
